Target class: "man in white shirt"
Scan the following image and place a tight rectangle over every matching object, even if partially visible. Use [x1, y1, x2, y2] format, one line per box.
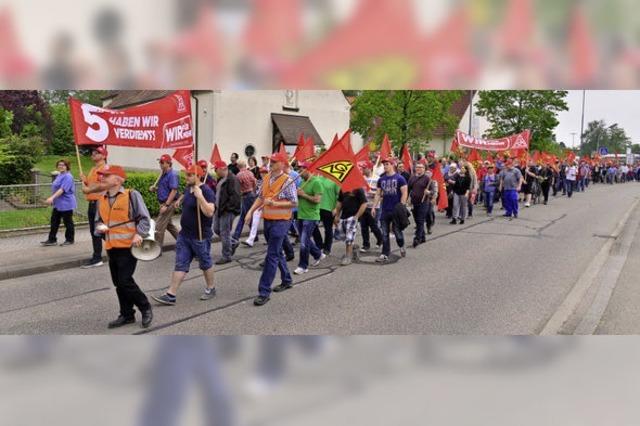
[565, 162, 577, 198]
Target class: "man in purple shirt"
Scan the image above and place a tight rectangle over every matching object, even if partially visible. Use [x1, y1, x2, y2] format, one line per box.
[150, 154, 180, 251]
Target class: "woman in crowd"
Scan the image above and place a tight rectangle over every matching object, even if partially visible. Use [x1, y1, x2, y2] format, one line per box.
[41, 159, 77, 246]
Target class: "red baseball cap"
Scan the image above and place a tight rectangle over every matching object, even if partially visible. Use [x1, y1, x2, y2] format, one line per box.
[197, 160, 208, 168]
[259, 166, 269, 174]
[97, 164, 126, 179]
[298, 161, 312, 169]
[381, 157, 396, 165]
[158, 154, 172, 163]
[183, 164, 205, 177]
[213, 160, 228, 170]
[92, 146, 108, 157]
[270, 152, 288, 163]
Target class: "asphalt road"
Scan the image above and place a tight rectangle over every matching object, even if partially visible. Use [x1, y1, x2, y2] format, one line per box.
[1, 182, 639, 335]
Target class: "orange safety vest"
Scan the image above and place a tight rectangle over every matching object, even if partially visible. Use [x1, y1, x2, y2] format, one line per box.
[85, 164, 106, 201]
[261, 172, 293, 220]
[98, 189, 136, 250]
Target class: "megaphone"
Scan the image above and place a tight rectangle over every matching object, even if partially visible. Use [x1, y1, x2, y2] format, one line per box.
[131, 219, 161, 261]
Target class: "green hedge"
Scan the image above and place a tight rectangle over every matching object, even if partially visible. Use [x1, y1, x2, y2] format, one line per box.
[0, 135, 44, 184]
[125, 171, 187, 217]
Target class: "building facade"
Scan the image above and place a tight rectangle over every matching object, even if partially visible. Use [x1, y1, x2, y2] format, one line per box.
[104, 90, 358, 170]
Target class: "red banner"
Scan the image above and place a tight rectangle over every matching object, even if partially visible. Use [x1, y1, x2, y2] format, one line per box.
[455, 130, 531, 152]
[172, 146, 194, 169]
[69, 90, 194, 149]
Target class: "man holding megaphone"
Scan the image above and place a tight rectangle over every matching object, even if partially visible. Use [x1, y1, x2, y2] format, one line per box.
[153, 164, 217, 306]
[94, 165, 154, 329]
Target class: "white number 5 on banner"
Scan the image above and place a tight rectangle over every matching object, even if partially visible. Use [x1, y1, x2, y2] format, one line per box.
[81, 103, 109, 143]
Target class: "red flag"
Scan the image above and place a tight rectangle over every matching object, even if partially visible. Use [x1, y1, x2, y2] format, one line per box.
[172, 6, 224, 78]
[379, 134, 392, 160]
[449, 138, 460, 155]
[532, 150, 541, 163]
[432, 161, 448, 212]
[569, 5, 597, 85]
[173, 146, 194, 169]
[209, 143, 222, 164]
[243, 0, 302, 62]
[338, 129, 354, 155]
[292, 133, 305, 159]
[308, 136, 368, 193]
[0, 7, 34, 79]
[467, 149, 481, 163]
[293, 135, 315, 162]
[277, 142, 288, 158]
[497, 0, 534, 57]
[329, 133, 339, 149]
[401, 144, 413, 172]
[355, 143, 370, 163]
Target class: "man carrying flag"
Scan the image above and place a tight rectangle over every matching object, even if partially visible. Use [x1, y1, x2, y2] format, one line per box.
[152, 164, 217, 306]
[408, 162, 437, 247]
[80, 145, 108, 269]
[371, 158, 408, 263]
[244, 152, 297, 306]
[293, 161, 326, 275]
[150, 154, 180, 253]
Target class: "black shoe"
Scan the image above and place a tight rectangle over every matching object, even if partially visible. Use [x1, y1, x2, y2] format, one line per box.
[412, 240, 419, 248]
[141, 309, 153, 328]
[427, 229, 432, 235]
[253, 295, 270, 306]
[231, 242, 239, 256]
[450, 219, 457, 224]
[217, 258, 232, 265]
[41, 240, 57, 246]
[459, 220, 465, 224]
[108, 315, 135, 329]
[152, 293, 176, 306]
[285, 254, 295, 262]
[60, 240, 74, 246]
[259, 261, 265, 267]
[81, 259, 104, 269]
[273, 283, 293, 292]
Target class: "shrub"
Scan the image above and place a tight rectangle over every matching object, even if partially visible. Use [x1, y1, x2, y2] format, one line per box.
[49, 103, 75, 155]
[0, 135, 45, 185]
[125, 171, 186, 217]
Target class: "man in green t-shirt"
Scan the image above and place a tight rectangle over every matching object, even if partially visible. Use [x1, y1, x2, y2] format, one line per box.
[290, 162, 326, 276]
[312, 175, 340, 255]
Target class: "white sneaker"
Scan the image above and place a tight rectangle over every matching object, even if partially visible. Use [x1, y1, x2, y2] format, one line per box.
[294, 267, 308, 274]
[375, 254, 389, 263]
[524, 202, 530, 207]
[311, 253, 327, 267]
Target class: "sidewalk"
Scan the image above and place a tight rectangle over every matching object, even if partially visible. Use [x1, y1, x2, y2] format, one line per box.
[0, 216, 260, 281]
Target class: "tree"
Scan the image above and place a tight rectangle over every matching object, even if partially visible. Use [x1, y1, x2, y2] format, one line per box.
[49, 103, 75, 155]
[579, 120, 630, 156]
[350, 90, 462, 154]
[632, 144, 640, 155]
[0, 91, 52, 139]
[0, 135, 44, 185]
[0, 108, 13, 138]
[475, 90, 569, 152]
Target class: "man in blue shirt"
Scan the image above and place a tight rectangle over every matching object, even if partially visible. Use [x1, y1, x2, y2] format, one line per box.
[153, 164, 217, 305]
[150, 154, 180, 251]
[371, 158, 408, 263]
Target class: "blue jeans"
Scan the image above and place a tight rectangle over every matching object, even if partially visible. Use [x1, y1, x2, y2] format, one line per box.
[503, 189, 518, 217]
[232, 192, 256, 243]
[258, 220, 293, 297]
[484, 190, 495, 214]
[296, 219, 322, 269]
[565, 180, 575, 197]
[411, 202, 428, 243]
[213, 212, 235, 260]
[174, 233, 213, 272]
[380, 210, 404, 256]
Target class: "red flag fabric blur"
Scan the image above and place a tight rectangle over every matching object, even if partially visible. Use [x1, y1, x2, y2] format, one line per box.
[432, 161, 448, 212]
[401, 144, 413, 172]
[173, 146, 194, 169]
[209, 143, 222, 164]
[379, 134, 393, 160]
[355, 143, 370, 163]
[308, 137, 368, 192]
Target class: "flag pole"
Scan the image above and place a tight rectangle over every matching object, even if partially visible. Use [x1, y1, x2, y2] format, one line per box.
[74, 145, 84, 177]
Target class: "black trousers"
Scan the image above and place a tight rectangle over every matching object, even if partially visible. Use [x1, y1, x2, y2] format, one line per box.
[312, 209, 334, 253]
[107, 248, 151, 318]
[359, 208, 382, 249]
[87, 201, 103, 261]
[48, 208, 74, 243]
[541, 183, 551, 203]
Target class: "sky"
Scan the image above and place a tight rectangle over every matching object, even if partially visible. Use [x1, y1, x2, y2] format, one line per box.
[555, 91, 640, 148]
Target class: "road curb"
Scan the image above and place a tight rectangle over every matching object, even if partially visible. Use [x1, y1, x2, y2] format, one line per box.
[539, 197, 640, 335]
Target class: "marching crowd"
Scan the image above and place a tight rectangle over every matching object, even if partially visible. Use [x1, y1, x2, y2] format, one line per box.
[39, 145, 640, 329]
